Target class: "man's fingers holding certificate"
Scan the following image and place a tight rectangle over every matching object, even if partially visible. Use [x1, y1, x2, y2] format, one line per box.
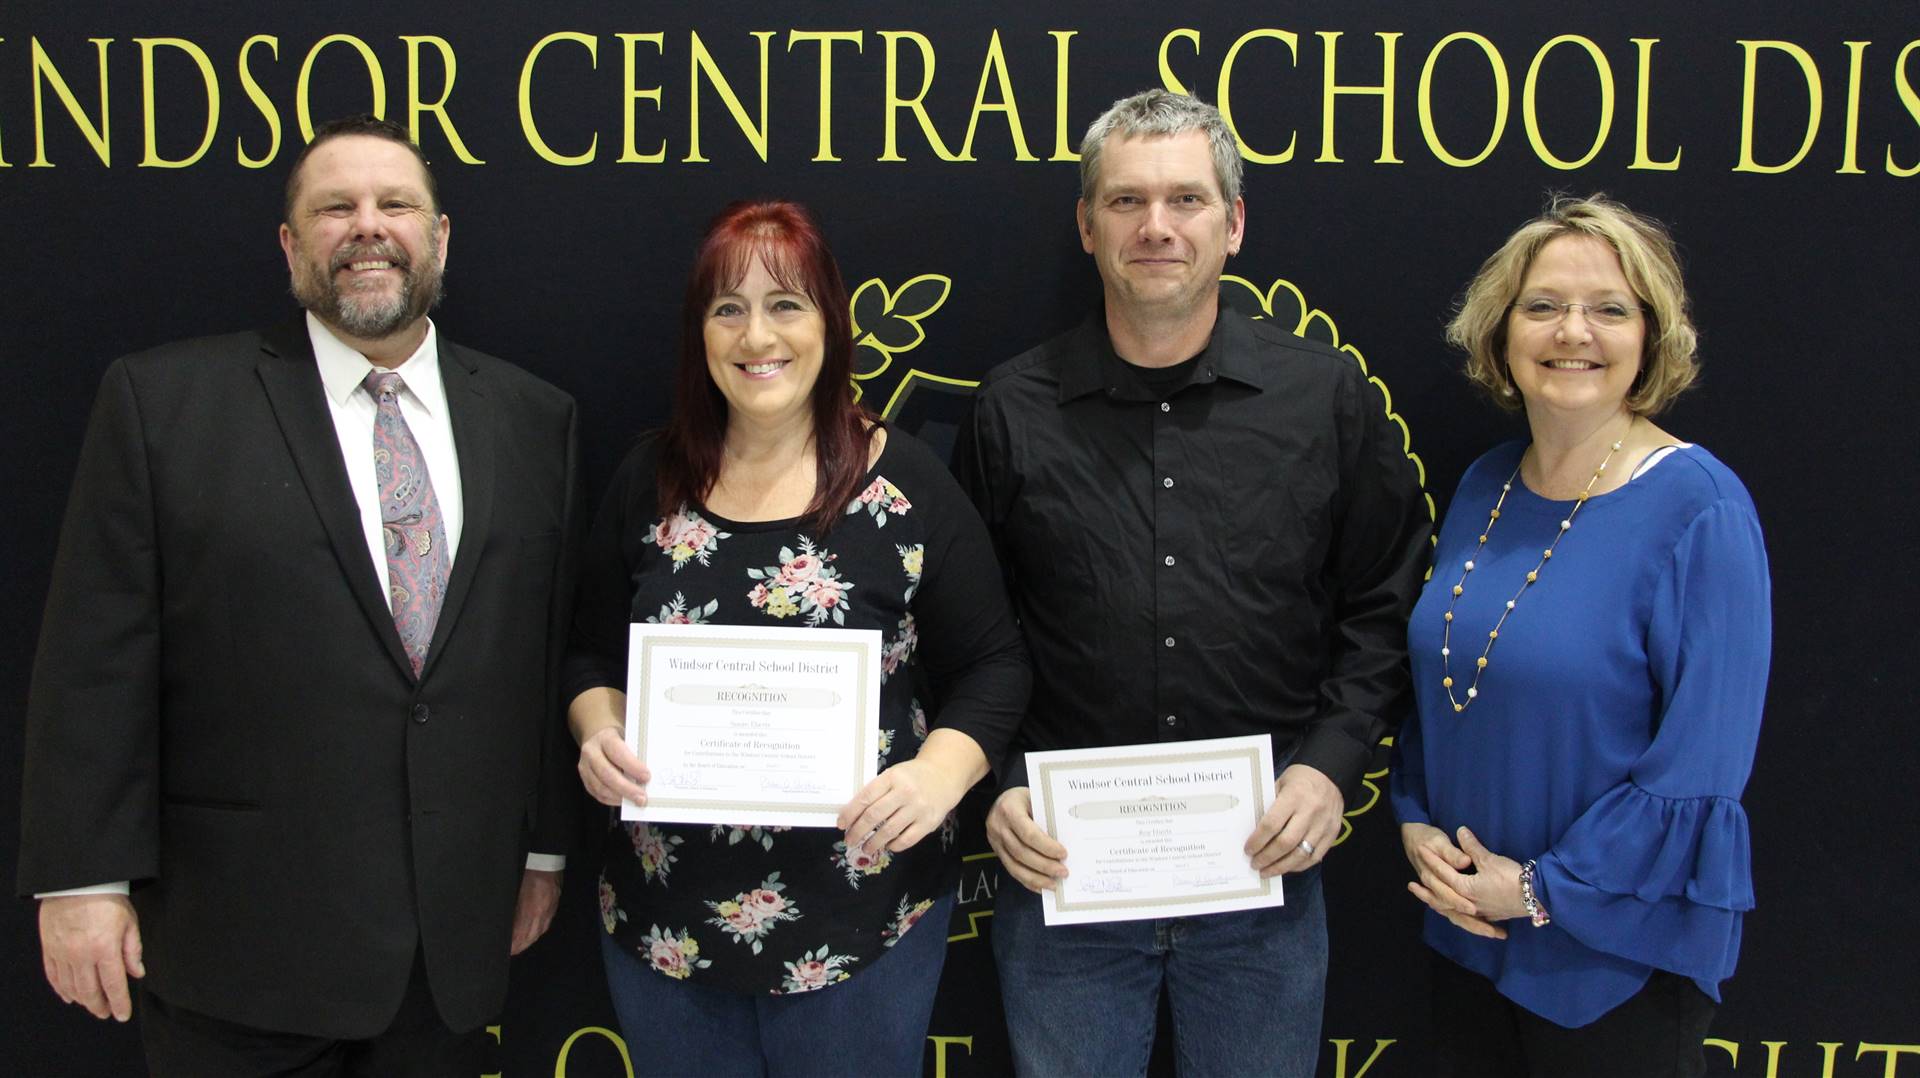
[985, 787, 1069, 893]
[1245, 764, 1343, 877]
[577, 726, 650, 808]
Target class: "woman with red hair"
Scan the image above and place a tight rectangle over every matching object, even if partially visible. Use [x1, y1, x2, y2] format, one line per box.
[563, 200, 1027, 1074]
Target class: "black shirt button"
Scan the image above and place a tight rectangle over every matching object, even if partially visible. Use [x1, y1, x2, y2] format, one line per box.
[412, 704, 430, 724]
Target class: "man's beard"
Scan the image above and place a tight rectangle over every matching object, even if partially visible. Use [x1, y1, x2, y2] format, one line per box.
[291, 231, 444, 341]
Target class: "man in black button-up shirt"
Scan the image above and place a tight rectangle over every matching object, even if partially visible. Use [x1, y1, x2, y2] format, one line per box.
[954, 89, 1429, 1076]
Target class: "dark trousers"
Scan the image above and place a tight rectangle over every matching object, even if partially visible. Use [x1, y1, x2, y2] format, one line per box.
[139, 949, 486, 1078]
[1429, 950, 1717, 1078]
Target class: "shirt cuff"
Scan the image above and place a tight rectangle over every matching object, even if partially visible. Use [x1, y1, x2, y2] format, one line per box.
[37, 881, 131, 898]
[524, 853, 566, 872]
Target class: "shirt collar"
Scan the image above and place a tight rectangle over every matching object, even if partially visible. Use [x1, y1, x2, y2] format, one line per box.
[1057, 303, 1269, 404]
[307, 312, 447, 415]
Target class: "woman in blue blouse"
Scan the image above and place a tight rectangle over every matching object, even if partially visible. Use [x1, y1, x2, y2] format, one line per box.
[1391, 195, 1770, 1077]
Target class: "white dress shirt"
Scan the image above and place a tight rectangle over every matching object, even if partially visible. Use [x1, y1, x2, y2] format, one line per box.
[42, 315, 559, 898]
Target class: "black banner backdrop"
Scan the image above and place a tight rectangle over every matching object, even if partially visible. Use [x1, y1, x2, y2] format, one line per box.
[2, 1, 1915, 1075]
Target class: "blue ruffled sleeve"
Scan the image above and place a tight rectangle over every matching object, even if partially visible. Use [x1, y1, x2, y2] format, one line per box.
[1535, 497, 1770, 992]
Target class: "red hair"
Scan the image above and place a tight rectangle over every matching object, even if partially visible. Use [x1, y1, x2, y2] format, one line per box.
[657, 200, 876, 534]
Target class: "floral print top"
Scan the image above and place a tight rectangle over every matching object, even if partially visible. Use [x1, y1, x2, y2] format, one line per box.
[564, 429, 1027, 995]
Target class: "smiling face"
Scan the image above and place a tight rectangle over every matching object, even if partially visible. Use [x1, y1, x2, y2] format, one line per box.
[1078, 130, 1244, 324]
[278, 134, 448, 353]
[1505, 234, 1647, 425]
[703, 254, 826, 432]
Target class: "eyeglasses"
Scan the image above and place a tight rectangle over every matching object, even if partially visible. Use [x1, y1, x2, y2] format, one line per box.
[1511, 297, 1642, 327]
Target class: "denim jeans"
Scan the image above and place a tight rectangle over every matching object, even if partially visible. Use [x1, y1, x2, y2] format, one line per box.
[600, 892, 954, 1078]
[992, 867, 1326, 1077]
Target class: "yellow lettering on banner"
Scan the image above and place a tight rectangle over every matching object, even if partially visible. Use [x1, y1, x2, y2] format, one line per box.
[1838, 41, 1870, 173]
[1219, 29, 1298, 164]
[1050, 30, 1078, 161]
[1703, 1038, 1739, 1066]
[1158, 29, 1200, 97]
[1859, 1044, 1920, 1078]
[136, 38, 218, 168]
[237, 35, 282, 168]
[1327, 1038, 1394, 1078]
[1817, 1042, 1845, 1078]
[958, 30, 1037, 161]
[480, 1024, 503, 1078]
[617, 33, 666, 164]
[30, 37, 112, 167]
[1735, 40, 1822, 173]
[1891, 40, 1920, 176]
[1522, 35, 1615, 170]
[686, 30, 773, 163]
[879, 31, 960, 162]
[1318, 31, 1403, 164]
[518, 32, 597, 166]
[1629, 38, 1680, 170]
[788, 30, 862, 162]
[296, 35, 386, 144]
[1417, 31, 1508, 167]
[402, 36, 483, 164]
[553, 1026, 635, 1078]
[927, 1035, 973, 1078]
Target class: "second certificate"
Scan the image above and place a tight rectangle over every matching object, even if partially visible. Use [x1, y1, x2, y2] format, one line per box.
[1030, 735, 1282, 925]
[625, 623, 881, 828]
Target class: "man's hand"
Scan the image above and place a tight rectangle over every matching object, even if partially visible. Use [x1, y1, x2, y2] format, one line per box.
[985, 787, 1069, 893]
[509, 869, 562, 955]
[40, 894, 144, 1021]
[1244, 764, 1344, 877]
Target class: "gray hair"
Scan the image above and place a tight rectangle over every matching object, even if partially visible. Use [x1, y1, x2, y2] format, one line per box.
[1078, 89, 1244, 211]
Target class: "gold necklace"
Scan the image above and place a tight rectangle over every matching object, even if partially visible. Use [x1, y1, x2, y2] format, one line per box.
[1440, 428, 1629, 713]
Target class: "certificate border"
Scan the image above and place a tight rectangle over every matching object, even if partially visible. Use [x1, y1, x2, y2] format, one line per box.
[1036, 745, 1273, 914]
[632, 628, 875, 818]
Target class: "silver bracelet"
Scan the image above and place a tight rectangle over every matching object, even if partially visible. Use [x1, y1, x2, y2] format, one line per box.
[1519, 859, 1551, 927]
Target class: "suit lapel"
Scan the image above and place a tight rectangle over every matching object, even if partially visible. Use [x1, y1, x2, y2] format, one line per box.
[423, 336, 494, 680]
[254, 318, 418, 681]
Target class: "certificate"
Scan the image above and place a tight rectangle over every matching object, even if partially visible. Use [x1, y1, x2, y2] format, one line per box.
[1028, 735, 1281, 925]
[624, 624, 881, 828]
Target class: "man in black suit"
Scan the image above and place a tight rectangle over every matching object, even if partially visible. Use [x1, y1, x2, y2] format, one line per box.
[16, 115, 580, 1075]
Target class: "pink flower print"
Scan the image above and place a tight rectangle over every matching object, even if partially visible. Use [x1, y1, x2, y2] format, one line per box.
[653, 508, 730, 572]
[705, 872, 800, 954]
[628, 822, 683, 885]
[805, 578, 846, 611]
[640, 925, 711, 980]
[831, 838, 893, 887]
[847, 476, 911, 527]
[778, 946, 856, 993]
[775, 551, 823, 586]
[882, 896, 935, 947]
[910, 698, 929, 742]
[748, 582, 771, 609]
[598, 878, 625, 934]
[881, 615, 918, 681]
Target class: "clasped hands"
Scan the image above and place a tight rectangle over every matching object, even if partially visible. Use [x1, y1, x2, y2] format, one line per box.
[1400, 822, 1529, 939]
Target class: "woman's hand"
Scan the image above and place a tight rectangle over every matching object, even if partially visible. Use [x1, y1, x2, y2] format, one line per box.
[837, 729, 986, 855]
[569, 688, 650, 808]
[1401, 822, 1510, 940]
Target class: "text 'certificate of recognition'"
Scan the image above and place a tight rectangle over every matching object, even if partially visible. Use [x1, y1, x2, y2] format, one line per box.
[1029, 735, 1281, 925]
[625, 624, 881, 828]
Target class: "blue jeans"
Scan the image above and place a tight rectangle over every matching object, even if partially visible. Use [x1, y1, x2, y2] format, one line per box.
[600, 892, 953, 1078]
[992, 868, 1326, 1077]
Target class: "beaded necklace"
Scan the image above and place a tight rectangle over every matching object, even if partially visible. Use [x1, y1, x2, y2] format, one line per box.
[1439, 429, 1629, 713]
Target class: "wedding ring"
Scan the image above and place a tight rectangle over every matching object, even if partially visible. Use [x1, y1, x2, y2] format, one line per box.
[1298, 839, 1315, 856]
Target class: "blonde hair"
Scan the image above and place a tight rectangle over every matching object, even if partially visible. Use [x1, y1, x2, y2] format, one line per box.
[1446, 193, 1699, 415]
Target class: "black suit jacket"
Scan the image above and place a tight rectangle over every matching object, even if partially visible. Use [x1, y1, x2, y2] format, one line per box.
[16, 317, 583, 1038]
